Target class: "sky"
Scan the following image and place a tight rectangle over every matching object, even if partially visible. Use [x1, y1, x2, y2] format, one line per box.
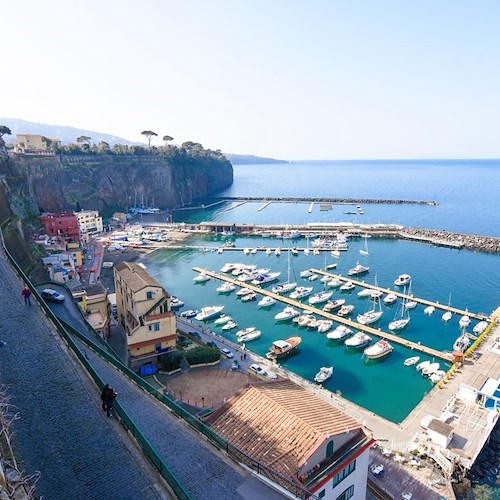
[3, 0, 500, 160]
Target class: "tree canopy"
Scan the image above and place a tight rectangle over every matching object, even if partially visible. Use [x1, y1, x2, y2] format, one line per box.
[0, 125, 12, 139]
[141, 130, 158, 148]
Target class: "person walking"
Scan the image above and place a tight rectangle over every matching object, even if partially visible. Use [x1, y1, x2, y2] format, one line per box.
[100, 384, 109, 411]
[21, 286, 32, 306]
[104, 385, 117, 418]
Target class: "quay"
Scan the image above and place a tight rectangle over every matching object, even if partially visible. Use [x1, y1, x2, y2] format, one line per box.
[214, 196, 438, 205]
[192, 267, 453, 362]
[308, 202, 314, 213]
[312, 269, 489, 321]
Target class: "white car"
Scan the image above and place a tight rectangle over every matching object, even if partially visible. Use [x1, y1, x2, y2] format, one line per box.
[41, 288, 65, 303]
[248, 363, 268, 377]
[221, 348, 234, 359]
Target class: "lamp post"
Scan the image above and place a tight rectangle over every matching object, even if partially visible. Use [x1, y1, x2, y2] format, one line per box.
[201, 397, 205, 408]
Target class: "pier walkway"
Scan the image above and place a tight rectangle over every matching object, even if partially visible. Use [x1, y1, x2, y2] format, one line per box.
[215, 196, 438, 206]
[311, 269, 488, 321]
[193, 267, 453, 362]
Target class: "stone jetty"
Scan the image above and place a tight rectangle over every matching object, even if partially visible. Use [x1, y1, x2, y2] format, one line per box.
[217, 196, 438, 205]
[400, 227, 500, 254]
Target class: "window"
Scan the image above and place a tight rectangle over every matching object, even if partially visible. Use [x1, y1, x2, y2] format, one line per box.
[146, 291, 153, 300]
[318, 489, 325, 499]
[332, 460, 356, 488]
[326, 440, 334, 457]
[335, 485, 354, 500]
[159, 302, 168, 313]
[148, 323, 160, 331]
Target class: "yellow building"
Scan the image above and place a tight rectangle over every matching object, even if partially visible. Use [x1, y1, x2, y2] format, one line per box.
[15, 134, 59, 153]
[114, 262, 176, 361]
[75, 210, 104, 244]
[72, 284, 110, 339]
[66, 240, 83, 268]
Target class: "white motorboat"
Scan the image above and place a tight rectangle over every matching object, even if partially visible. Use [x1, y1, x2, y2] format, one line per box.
[364, 340, 393, 359]
[237, 274, 252, 282]
[326, 263, 337, 270]
[340, 281, 355, 291]
[394, 274, 412, 286]
[308, 291, 333, 305]
[272, 282, 297, 294]
[442, 311, 452, 322]
[424, 306, 435, 315]
[416, 360, 431, 372]
[370, 290, 384, 300]
[220, 262, 241, 273]
[331, 249, 340, 258]
[170, 297, 184, 309]
[193, 272, 211, 283]
[238, 330, 261, 342]
[300, 269, 313, 278]
[357, 288, 372, 298]
[241, 292, 257, 302]
[214, 314, 232, 326]
[327, 325, 353, 340]
[258, 296, 276, 307]
[274, 247, 281, 256]
[180, 309, 198, 318]
[314, 366, 334, 383]
[459, 314, 471, 328]
[222, 321, 237, 331]
[243, 248, 250, 255]
[236, 287, 252, 297]
[297, 314, 315, 327]
[265, 248, 272, 255]
[291, 248, 299, 256]
[312, 249, 320, 256]
[430, 370, 445, 384]
[317, 320, 333, 333]
[320, 274, 331, 283]
[404, 356, 420, 366]
[308, 273, 319, 281]
[327, 278, 342, 288]
[357, 309, 383, 325]
[236, 326, 256, 337]
[337, 304, 354, 316]
[323, 299, 345, 312]
[304, 248, 310, 255]
[289, 286, 313, 300]
[344, 332, 372, 348]
[473, 321, 488, 334]
[195, 305, 225, 321]
[348, 263, 369, 276]
[217, 282, 236, 293]
[250, 248, 258, 254]
[422, 362, 440, 376]
[251, 271, 281, 285]
[307, 320, 320, 330]
[404, 300, 418, 310]
[383, 293, 398, 305]
[274, 306, 300, 321]
[453, 334, 470, 352]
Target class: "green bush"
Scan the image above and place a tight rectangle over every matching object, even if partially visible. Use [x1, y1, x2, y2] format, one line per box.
[185, 346, 221, 365]
[158, 351, 184, 372]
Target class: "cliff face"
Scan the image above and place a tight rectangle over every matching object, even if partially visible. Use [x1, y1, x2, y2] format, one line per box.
[0, 153, 233, 214]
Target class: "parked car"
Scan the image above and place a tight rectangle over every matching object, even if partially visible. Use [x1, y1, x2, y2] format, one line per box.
[231, 360, 239, 370]
[248, 363, 268, 377]
[221, 348, 234, 359]
[206, 341, 217, 348]
[41, 288, 65, 303]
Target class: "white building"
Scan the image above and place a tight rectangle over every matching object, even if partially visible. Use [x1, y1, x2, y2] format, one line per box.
[76, 210, 103, 244]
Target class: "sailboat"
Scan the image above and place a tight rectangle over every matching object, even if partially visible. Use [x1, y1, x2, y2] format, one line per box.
[357, 295, 383, 325]
[359, 235, 369, 256]
[388, 295, 411, 331]
[442, 293, 453, 322]
[272, 249, 297, 294]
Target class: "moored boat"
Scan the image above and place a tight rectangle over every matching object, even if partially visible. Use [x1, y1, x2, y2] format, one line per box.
[357, 288, 372, 298]
[327, 278, 342, 288]
[214, 314, 232, 325]
[241, 292, 257, 302]
[344, 332, 371, 348]
[289, 286, 313, 300]
[193, 272, 211, 283]
[236, 326, 256, 337]
[317, 320, 333, 333]
[442, 311, 452, 322]
[422, 362, 440, 376]
[272, 282, 297, 294]
[236, 287, 252, 297]
[394, 274, 412, 286]
[404, 356, 420, 366]
[238, 330, 261, 343]
[383, 293, 398, 305]
[459, 314, 471, 328]
[323, 299, 345, 312]
[453, 334, 470, 352]
[308, 291, 333, 305]
[348, 263, 369, 276]
[180, 309, 198, 318]
[424, 306, 435, 315]
[314, 366, 334, 383]
[195, 305, 225, 321]
[473, 321, 489, 334]
[357, 309, 383, 325]
[222, 321, 237, 331]
[266, 336, 302, 359]
[337, 304, 355, 317]
[327, 325, 353, 340]
[364, 339, 393, 359]
[416, 360, 430, 371]
[340, 281, 355, 291]
[258, 296, 276, 307]
[274, 306, 300, 321]
[217, 282, 236, 293]
[170, 296, 184, 309]
[430, 370, 445, 384]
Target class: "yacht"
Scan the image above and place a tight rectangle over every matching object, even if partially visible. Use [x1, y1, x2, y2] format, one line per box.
[300, 269, 313, 278]
[193, 272, 211, 283]
[220, 263, 241, 273]
[272, 282, 297, 294]
[344, 332, 371, 348]
[340, 281, 355, 292]
[317, 320, 333, 333]
[170, 297, 184, 310]
[222, 321, 237, 331]
[258, 296, 276, 308]
[383, 293, 398, 305]
[274, 247, 281, 256]
[370, 290, 384, 300]
[251, 271, 281, 285]
[214, 314, 232, 326]
[422, 362, 440, 376]
[473, 321, 489, 334]
[327, 278, 342, 288]
[274, 307, 300, 322]
[357, 288, 372, 298]
[327, 325, 353, 340]
[453, 334, 470, 352]
[241, 292, 257, 302]
[389, 297, 411, 331]
[195, 305, 225, 321]
[314, 366, 334, 383]
[308, 291, 333, 305]
[404, 300, 418, 310]
[337, 304, 355, 317]
[216, 282, 236, 294]
[289, 286, 313, 300]
[236, 326, 256, 337]
[394, 274, 412, 286]
[266, 336, 302, 359]
[459, 314, 471, 328]
[442, 311, 453, 322]
[323, 299, 345, 312]
[308, 320, 320, 330]
[357, 309, 383, 325]
[348, 263, 370, 276]
[236, 287, 252, 297]
[180, 309, 198, 319]
[238, 330, 261, 343]
[364, 339, 393, 359]
[424, 306, 435, 315]
[308, 273, 319, 281]
[430, 370, 445, 384]
[297, 315, 315, 327]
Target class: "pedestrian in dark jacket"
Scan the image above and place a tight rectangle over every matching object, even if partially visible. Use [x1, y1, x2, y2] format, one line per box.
[100, 384, 109, 411]
[104, 385, 117, 417]
[21, 286, 32, 306]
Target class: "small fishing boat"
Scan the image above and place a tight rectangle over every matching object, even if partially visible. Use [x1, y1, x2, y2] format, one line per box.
[214, 314, 232, 325]
[442, 311, 452, 322]
[430, 370, 445, 384]
[357, 288, 372, 298]
[370, 290, 384, 300]
[404, 356, 420, 366]
[308, 291, 333, 305]
[422, 362, 440, 376]
[266, 336, 302, 359]
[459, 314, 471, 328]
[314, 366, 334, 383]
[327, 325, 353, 340]
[217, 282, 236, 294]
[300, 269, 313, 278]
[236, 287, 252, 297]
[308, 273, 319, 281]
[193, 272, 211, 283]
[473, 321, 489, 334]
[337, 304, 355, 317]
[274, 247, 281, 256]
[424, 306, 435, 315]
[383, 293, 398, 305]
[258, 296, 276, 307]
[404, 300, 418, 310]
[364, 340, 393, 359]
[241, 292, 257, 302]
[416, 360, 431, 372]
[243, 248, 250, 255]
[453, 334, 470, 352]
[195, 305, 225, 321]
[297, 314, 315, 327]
[327, 278, 342, 288]
[180, 309, 198, 318]
[274, 306, 300, 322]
[289, 286, 313, 300]
[340, 281, 355, 292]
[394, 274, 412, 286]
[323, 299, 345, 312]
[344, 332, 372, 348]
[317, 320, 333, 333]
[331, 250, 340, 258]
[222, 321, 237, 330]
[238, 330, 261, 342]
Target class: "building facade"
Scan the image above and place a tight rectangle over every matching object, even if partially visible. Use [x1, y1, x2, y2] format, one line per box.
[39, 212, 81, 241]
[113, 262, 176, 362]
[75, 210, 103, 244]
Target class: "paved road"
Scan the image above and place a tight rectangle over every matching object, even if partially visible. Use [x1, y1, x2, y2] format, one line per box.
[0, 252, 167, 498]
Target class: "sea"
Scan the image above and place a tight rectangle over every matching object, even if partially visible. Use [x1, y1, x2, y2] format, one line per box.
[141, 159, 500, 497]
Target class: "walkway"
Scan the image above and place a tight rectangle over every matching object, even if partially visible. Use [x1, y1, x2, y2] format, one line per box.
[0, 252, 167, 498]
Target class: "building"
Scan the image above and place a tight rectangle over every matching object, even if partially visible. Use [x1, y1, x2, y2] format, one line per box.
[66, 240, 83, 269]
[75, 210, 103, 244]
[113, 262, 176, 364]
[205, 379, 373, 499]
[15, 134, 59, 154]
[72, 284, 111, 339]
[39, 212, 81, 241]
[42, 253, 78, 283]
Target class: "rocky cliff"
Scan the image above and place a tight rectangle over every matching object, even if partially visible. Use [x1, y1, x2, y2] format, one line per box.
[0, 152, 233, 215]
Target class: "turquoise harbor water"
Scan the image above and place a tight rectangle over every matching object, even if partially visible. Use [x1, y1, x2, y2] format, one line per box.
[142, 160, 500, 424]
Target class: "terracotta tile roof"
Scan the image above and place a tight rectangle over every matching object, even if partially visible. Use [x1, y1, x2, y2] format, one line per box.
[206, 380, 361, 477]
[114, 261, 161, 292]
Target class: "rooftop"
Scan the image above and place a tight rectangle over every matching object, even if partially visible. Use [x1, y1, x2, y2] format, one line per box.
[114, 261, 161, 292]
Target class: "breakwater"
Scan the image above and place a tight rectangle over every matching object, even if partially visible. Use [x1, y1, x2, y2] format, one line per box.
[216, 196, 438, 205]
[400, 227, 500, 254]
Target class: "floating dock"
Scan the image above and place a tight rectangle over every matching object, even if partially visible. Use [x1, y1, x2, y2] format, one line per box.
[257, 201, 272, 212]
[193, 267, 453, 361]
[308, 202, 314, 213]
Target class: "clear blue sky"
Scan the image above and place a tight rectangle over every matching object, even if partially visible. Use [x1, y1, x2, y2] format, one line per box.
[3, 0, 500, 159]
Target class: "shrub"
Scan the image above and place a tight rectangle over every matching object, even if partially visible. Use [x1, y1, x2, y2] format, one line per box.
[185, 346, 221, 365]
[158, 351, 184, 372]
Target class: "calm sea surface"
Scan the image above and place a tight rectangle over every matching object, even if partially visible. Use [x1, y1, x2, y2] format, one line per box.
[142, 160, 499, 493]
